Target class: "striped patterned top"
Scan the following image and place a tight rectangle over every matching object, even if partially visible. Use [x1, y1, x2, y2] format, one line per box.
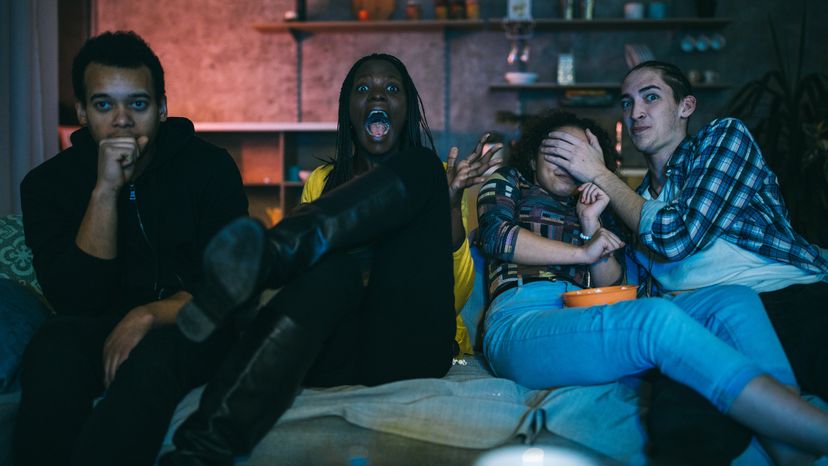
[477, 166, 593, 300]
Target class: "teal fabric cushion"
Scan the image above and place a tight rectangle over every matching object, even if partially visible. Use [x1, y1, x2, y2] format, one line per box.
[0, 278, 50, 393]
[0, 215, 40, 294]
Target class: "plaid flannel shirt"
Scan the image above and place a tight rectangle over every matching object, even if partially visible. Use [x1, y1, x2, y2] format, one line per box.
[630, 118, 828, 296]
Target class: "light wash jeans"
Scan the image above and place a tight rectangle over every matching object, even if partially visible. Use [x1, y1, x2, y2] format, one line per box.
[484, 281, 796, 412]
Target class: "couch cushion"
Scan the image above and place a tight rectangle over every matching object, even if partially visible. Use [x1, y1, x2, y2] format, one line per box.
[459, 242, 487, 351]
[159, 356, 652, 464]
[0, 279, 50, 393]
[0, 215, 40, 294]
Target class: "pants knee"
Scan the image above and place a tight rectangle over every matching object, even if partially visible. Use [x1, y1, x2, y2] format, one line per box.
[626, 298, 686, 330]
[273, 252, 364, 333]
[387, 148, 447, 198]
[110, 327, 186, 390]
[623, 299, 691, 354]
[697, 285, 765, 322]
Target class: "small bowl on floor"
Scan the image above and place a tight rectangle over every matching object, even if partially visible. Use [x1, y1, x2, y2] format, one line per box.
[475, 445, 599, 466]
[562, 285, 637, 308]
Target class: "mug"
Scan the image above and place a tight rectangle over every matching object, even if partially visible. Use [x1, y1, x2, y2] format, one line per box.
[695, 34, 711, 52]
[648, 2, 666, 19]
[687, 69, 702, 85]
[710, 33, 727, 51]
[703, 70, 719, 83]
[680, 35, 696, 53]
[624, 2, 645, 19]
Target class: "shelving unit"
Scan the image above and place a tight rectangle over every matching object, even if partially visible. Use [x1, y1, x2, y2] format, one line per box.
[253, 17, 730, 34]
[253, 19, 487, 33]
[522, 18, 730, 30]
[490, 82, 731, 91]
[194, 122, 337, 225]
[254, 17, 731, 154]
[246, 17, 731, 194]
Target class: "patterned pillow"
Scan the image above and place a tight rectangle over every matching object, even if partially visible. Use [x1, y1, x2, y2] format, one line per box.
[0, 215, 41, 295]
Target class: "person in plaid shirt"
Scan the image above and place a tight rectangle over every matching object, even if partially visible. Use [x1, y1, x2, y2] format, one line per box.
[545, 60, 828, 465]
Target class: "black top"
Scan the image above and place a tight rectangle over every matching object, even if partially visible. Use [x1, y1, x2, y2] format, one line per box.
[20, 117, 248, 316]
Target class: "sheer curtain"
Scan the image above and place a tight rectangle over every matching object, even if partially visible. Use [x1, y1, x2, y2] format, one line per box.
[0, 0, 58, 216]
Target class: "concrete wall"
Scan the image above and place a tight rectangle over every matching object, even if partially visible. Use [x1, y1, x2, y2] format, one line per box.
[91, 0, 828, 167]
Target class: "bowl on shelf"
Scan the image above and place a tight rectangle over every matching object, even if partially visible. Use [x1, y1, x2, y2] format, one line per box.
[562, 285, 637, 308]
[505, 71, 538, 84]
[352, 0, 395, 20]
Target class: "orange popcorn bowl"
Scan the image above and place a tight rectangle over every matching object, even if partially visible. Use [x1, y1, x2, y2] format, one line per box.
[562, 285, 637, 308]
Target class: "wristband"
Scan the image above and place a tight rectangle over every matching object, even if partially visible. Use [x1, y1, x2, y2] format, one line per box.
[578, 232, 592, 241]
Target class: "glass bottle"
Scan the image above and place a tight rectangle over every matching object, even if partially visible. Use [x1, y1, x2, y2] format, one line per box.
[449, 0, 466, 19]
[406, 0, 422, 20]
[465, 0, 480, 19]
[434, 0, 448, 20]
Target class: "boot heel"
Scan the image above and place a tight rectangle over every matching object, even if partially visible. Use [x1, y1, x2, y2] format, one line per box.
[177, 218, 268, 342]
[177, 297, 219, 342]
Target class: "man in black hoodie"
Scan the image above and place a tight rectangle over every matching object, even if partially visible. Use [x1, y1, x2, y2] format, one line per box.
[14, 31, 247, 466]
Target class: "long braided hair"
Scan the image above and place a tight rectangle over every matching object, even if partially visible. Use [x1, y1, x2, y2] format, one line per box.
[322, 53, 436, 194]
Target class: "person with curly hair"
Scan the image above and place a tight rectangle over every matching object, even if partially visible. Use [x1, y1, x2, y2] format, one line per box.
[477, 110, 828, 463]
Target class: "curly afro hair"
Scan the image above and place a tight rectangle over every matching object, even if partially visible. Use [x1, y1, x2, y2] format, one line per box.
[511, 110, 619, 183]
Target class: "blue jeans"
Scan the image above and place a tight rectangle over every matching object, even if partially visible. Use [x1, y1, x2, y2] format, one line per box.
[483, 281, 796, 412]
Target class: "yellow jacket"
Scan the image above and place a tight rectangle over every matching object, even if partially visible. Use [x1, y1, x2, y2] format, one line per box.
[301, 164, 475, 354]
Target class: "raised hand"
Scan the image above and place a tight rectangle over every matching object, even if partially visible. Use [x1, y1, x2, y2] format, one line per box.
[576, 182, 611, 230]
[541, 128, 607, 183]
[446, 132, 504, 205]
[580, 228, 625, 264]
[96, 136, 149, 193]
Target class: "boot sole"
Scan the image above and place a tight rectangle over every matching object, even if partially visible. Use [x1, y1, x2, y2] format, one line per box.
[178, 218, 266, 342]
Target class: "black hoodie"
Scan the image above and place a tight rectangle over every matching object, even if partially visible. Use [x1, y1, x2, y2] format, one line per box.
[20, 117, 248, 316]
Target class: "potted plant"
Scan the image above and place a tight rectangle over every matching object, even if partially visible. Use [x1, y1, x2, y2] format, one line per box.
[723, 5, 828, 246]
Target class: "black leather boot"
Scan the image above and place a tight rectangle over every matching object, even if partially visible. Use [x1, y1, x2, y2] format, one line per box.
[178, 162, 412, 342]
[159, 314, 323, 466]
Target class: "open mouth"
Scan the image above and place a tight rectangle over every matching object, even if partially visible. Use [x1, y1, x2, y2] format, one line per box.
[364, 110, 391, 141]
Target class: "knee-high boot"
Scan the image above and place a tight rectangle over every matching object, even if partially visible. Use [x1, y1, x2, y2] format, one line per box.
[178, 148, 446, 341]
[158, 314, 323, 466]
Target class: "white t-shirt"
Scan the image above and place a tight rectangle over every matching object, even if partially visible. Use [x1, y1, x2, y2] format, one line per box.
[635, 177, 823, 293]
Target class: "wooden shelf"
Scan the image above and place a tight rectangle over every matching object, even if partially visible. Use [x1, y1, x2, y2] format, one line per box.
[253, 17, 730, 34]
[254, 19, 486, 33]
[525, 18, 731, 30]
[490, 82, 731, 91]
[244, 182, 283, 188]
[193, 123, 335, 226]
[243, 181, 306, 187]
[194, 121, 337, 132]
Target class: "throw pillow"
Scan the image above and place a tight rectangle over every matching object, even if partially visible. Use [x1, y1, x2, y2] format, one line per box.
[0, 214, 41, 294]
